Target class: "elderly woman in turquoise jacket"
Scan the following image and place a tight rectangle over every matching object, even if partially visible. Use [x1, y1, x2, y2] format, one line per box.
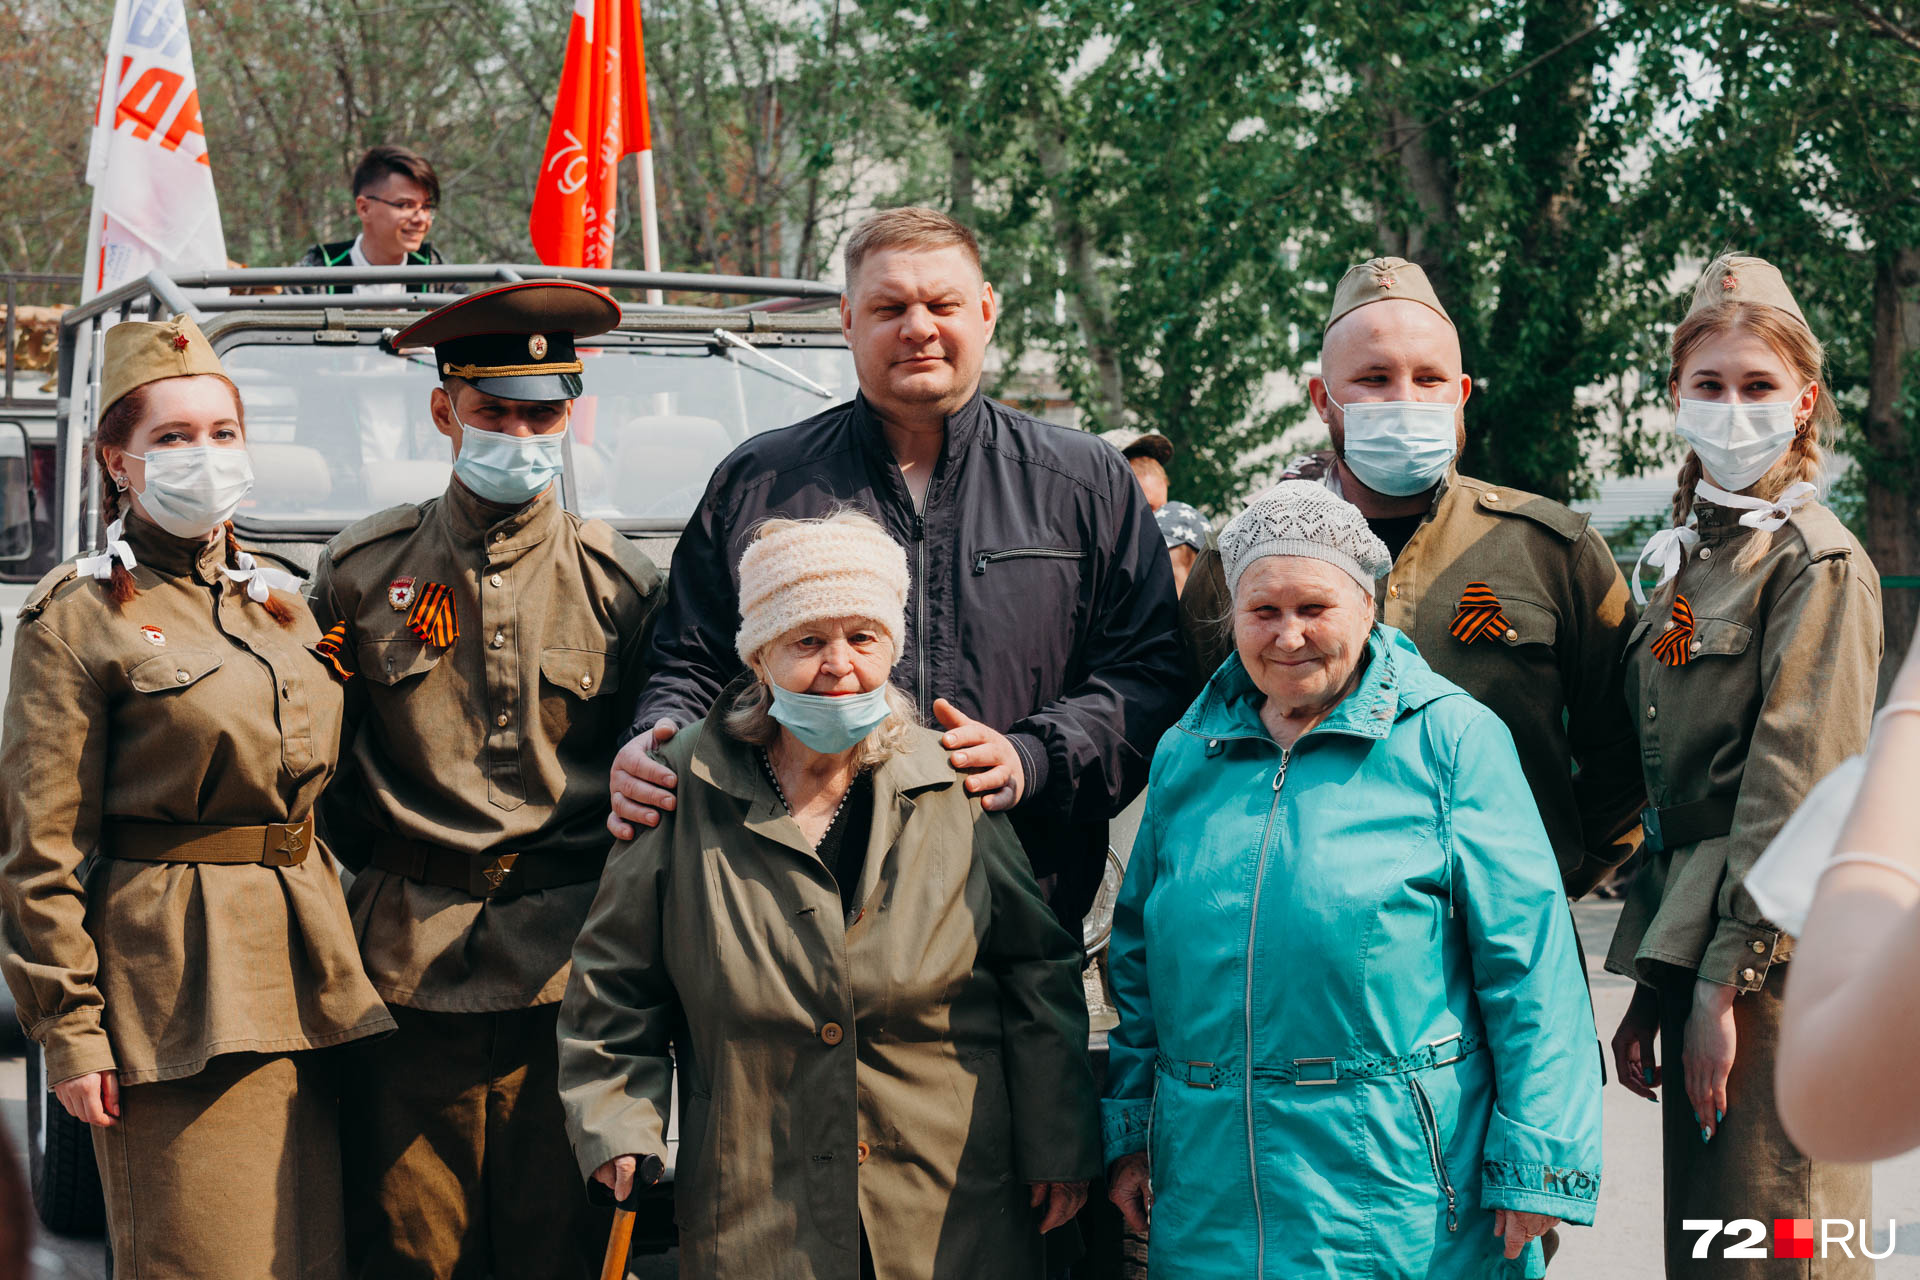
[1104, 481, 1602, 1279]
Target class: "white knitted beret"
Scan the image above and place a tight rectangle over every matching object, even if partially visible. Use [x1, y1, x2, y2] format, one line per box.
[1220, 480, 1392, 598]
[734, 513, 911, 665]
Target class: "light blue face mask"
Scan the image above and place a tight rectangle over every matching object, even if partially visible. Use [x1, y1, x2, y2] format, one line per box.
[768, 684, 892, 754]
[1327, 390, 1460, 497]
[453, 418, 567, 505]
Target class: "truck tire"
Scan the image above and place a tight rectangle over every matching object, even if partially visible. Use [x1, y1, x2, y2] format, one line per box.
[25, 1043, 106, 1235]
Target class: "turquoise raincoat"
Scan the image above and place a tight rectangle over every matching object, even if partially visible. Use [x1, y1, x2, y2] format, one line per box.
[1104, 626, 1601, 1279]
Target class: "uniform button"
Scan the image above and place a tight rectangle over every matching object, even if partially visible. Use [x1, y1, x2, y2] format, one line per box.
[489, 573, 503, 587]
[1646, 705, 1657, 721]
[1663, 620, 1675, 632]
[1750, 939, 1767, 954]
[175, 669, 190, 683]
[1503, 628, 1518, 643]
[1690, 639, 1702, 654]
[491, 631, 505, 648]
[1486, 491, 1501, 503]
[856, 1141, 870, 1165]
[495, 712, 509, 727]
[1699, 547, 1712, 560]
[1740, 967, 1757, 983]
[1388, 584, 1400, 599]
[491, 532, 504, 544]
[580, 674, 593, 690]
[820, 1022, 844, 1046]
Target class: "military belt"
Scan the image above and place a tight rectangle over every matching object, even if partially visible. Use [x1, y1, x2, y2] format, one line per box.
[1158, 1031, 1483, 1090]
[368, 834, 606, 900]
[101, 817, 313, 867]
[1639, 796, 1737, 855]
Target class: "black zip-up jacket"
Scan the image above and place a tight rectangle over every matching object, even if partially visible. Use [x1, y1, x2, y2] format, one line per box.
[630, 391, 1188, 928]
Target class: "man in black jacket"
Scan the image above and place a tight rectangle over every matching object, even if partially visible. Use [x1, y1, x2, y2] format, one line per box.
[607, 206, 1186, 930]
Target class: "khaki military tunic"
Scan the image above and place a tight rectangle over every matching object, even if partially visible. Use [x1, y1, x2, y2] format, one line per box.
[0, 512, 394, 1280]
[309, 480, 660, 1011]
[310, 479, 658, 1280]
[0, 512, 392, 1085]
[1191, 463, 1645, 892]
[1604, 500, 1879, 1279]
[1605, 499, 1882, 991]
[1378, 471, 1645, 893]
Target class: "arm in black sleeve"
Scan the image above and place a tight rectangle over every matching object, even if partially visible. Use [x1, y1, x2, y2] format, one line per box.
[626, 475, 743, 744]
[1006, 464, 1187, 825]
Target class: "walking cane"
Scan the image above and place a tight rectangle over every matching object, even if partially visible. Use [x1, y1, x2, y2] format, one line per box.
[597, 1154, 665, 1280]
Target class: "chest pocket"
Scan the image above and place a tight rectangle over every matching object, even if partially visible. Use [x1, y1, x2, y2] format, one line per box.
[1675, 615, 1752, 662]
[128, 648, 225, 694]
[538, 646, 617, 700]
[356, 636, 444, 686]
[971, 546, 1089, 575]
[1449, 589, 1558, 650]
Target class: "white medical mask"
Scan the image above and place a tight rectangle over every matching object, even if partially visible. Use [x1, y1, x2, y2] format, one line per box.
[1327, 389, 1460, 497]
[453, 418, 567, 505]
[122, 444, 254, 538]
[1673, 388, 1808, 492]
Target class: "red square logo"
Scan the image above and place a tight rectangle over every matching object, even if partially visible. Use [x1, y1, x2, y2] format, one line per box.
[1774, 1219, 1815, 1259]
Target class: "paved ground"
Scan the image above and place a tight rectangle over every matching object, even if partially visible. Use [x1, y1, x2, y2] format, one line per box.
[4, 900, 1917, 1277]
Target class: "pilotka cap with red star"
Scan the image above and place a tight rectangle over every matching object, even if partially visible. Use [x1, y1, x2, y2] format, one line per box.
[390, 279, 622, 402]
[99, 314, 225, 423]
[1324, 256, 1454, 333]
[1685, 253, 1809, 331]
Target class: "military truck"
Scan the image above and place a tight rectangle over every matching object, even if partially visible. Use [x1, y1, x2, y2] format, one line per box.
[7, 262, 1136, 1260]
[11, 262, 853, 1252]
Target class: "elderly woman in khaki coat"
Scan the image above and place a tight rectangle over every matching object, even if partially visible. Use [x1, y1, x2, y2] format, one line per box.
[559, 510, 1100, 1279]
[0, 317, 394, 1278]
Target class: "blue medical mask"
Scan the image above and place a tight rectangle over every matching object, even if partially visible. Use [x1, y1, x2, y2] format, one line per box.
[768, 684, 893, 755]
[1327, 390, 1460, 497]
[452, 417, 567, 505]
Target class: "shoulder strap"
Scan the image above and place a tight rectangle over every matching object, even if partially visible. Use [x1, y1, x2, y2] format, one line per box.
[325, 504, 424, 563]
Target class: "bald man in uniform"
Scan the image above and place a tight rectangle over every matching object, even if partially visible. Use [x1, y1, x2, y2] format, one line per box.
[1187, 258, 1644, 899]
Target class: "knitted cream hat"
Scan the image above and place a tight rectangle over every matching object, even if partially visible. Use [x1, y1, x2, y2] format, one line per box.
[734, 511, 911, 665]
[1220, 480, 1392, 598]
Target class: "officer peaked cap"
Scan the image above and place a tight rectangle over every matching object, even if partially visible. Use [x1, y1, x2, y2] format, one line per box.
[392, 280, 622, 402]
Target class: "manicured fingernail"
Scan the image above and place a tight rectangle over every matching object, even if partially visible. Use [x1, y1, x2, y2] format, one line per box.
[1701, 1126, 1712, 1144]
[1717, 1109, 1724, 1124]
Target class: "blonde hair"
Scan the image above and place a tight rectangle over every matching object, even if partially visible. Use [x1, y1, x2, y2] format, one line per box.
[843, 207, 981, 286]
[1666, 299, 1832, 573]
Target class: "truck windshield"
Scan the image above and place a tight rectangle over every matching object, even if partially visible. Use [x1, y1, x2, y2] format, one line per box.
[218, 333, 857, 530]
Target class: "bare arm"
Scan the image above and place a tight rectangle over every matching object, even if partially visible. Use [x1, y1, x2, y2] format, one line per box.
[1776, 645, 1920, 1161]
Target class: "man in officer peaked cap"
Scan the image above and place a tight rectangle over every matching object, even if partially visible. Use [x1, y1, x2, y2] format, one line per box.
[310, 281, 662, 1279]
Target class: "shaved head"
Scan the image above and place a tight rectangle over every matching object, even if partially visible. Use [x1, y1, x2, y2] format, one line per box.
[1321, 299, 1463, 382]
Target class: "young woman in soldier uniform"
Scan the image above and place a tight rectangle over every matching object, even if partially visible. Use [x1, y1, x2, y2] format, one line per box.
[1607, 255, 1881, 1278]
[0, 317, 394, 1279]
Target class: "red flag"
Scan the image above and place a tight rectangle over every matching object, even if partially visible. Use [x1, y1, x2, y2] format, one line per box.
[530, 0, 652, 268]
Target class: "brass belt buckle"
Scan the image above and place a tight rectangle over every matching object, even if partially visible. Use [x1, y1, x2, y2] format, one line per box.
[262, 817, 312, 867]
[1426, 1031, 1465, 1068]
[1293, 1056, 1338, 1086]
[474, 852, 520, 897]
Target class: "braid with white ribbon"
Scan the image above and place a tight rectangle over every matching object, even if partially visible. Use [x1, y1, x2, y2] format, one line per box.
[74, 518, 137, 581]
[222, 548, 302, 604]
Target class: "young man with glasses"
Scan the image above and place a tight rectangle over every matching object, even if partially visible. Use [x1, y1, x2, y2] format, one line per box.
[292, 145, 459, 295]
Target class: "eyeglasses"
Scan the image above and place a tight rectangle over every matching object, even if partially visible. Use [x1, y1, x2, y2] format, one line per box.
[361, 193, 438, 217]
